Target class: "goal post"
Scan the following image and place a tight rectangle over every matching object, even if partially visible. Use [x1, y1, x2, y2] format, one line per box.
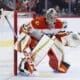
[14, 11, 17, 75]
[13, 10, 36, 76]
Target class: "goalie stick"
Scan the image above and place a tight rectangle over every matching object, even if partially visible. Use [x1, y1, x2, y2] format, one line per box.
[4, 15, 18, 39]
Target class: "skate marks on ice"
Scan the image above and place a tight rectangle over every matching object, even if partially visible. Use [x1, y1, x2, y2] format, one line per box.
[15, 46, 80, 79]
[0, 46, 80, 80]
[9, 69, 80, 80]
[16, 54, 80, 79]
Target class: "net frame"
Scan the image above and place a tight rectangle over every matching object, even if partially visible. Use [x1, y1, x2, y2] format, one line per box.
[13, 10, 36, 76]
[14, 11, 17, 76]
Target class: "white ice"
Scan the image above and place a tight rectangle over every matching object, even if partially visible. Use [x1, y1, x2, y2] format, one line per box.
[0, 11, 80, 80]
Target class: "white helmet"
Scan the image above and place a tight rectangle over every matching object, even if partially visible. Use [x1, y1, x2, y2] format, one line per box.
[46, 8, 58, 28]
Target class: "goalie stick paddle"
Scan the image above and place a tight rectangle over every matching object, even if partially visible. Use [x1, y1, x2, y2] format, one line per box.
[4, 15, 18, 39]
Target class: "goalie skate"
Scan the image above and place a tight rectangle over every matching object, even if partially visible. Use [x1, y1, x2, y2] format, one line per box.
[19, 56, 36, 74]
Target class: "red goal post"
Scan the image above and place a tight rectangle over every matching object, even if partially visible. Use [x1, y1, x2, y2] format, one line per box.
[14, 11, 17, 75]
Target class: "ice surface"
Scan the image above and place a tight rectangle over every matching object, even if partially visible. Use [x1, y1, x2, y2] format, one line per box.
[0, 11, 80, 80]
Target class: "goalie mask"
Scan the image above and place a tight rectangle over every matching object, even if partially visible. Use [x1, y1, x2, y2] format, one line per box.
[46, 8, 58, 28]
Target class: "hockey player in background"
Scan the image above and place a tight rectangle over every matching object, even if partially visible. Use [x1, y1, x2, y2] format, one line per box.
[15, 8, 80, 75]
